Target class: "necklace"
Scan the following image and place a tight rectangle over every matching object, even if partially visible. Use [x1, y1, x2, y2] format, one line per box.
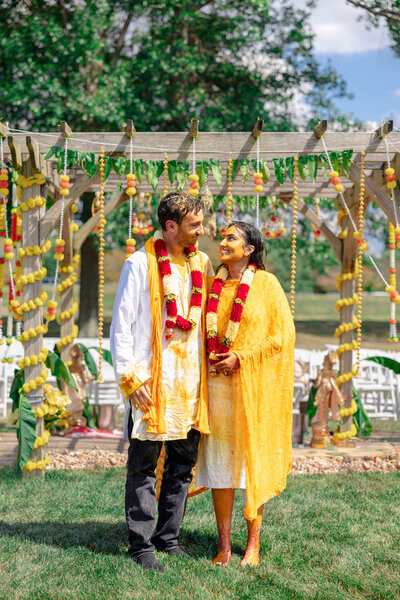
[153, 229, 203, 340]
[206, 263, 257, 364]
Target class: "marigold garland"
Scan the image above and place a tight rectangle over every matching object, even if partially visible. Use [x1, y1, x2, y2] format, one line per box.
[290, 157, 298, 316]
[163, 153, 169, 196]
[97, 149, 106, 382]
[153, 229, 203, 340]
[206, 263, 257, 374]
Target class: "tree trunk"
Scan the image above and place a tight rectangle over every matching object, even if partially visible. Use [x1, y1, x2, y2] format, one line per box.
[77, 192, 99, 337]
[78, 234, 99, 337]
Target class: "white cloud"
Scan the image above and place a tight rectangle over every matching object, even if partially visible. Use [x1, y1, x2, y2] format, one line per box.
[292, 0, 391, 54]
[393, 89, 400, 98]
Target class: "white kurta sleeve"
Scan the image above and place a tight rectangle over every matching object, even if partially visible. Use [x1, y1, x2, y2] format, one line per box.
[110, 257, 151, 399]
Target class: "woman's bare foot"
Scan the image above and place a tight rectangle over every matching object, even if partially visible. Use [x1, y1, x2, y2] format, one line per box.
[240, 546, 259, 567]
[212, 549, 232, 566]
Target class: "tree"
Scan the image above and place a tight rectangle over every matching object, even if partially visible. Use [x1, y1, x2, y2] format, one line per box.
[346, 1, 400, 57]
[0, 0, 350, 334]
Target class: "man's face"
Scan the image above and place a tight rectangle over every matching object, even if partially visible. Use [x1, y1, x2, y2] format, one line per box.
[174, 210, 204, 247]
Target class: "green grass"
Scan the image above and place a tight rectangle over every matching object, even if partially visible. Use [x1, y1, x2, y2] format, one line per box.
[0, 468, 399, 600]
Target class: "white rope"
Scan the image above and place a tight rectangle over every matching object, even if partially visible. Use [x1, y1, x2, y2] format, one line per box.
[192, 137, 196, 174]
[256, 136, 260, 229]
[383, 137, 399, 228]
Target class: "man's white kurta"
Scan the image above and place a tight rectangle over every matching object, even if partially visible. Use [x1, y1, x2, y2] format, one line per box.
[110, 246, 213, 441]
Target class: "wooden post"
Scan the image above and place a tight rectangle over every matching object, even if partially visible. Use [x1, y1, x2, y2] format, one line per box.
[190, 118, 199, 138]
[377, 120, 393, 139]
[252, 118, 263, 138]
[125, 120, 136, 138]
[315, 120, 328, 138]
[338, 192, 360, 441]
[21, 157, 46, 477]
[7, 136, 23, 173]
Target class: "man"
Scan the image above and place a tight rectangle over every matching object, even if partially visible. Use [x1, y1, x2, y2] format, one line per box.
[110, 191, 212, 573]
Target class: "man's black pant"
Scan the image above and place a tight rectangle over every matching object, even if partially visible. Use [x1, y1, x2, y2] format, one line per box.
[125, 410, 200, 558]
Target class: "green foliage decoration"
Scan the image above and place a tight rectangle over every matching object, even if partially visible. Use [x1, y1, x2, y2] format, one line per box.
[17, 396, 37, 470]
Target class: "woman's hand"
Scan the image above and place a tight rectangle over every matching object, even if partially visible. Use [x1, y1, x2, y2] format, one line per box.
[129, 378, 153, 411]
[214, 352, 240, 376]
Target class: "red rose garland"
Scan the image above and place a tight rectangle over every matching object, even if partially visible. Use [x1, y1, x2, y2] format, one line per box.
[153, 230, 203, 340]
[206, 263, 257, 366]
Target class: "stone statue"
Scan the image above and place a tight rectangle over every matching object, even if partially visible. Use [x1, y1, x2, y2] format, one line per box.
[311, 350, 344, 448]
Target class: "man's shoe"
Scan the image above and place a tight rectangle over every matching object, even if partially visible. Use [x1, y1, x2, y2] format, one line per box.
[131, 552, 165, 573]
[156, 546, 189, 557]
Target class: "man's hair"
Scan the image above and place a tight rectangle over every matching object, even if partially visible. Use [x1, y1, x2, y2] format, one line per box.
[157, 191, 204, 231]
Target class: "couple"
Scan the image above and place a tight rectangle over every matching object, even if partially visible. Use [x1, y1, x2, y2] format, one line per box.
[110, 191, 295, 573]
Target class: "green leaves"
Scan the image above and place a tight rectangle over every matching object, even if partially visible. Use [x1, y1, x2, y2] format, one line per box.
[273, 158, 285, 185]
[260, 159, 270, 183]
[209, 159, 222, 186]
[168, 160, 177, 185]
[366, 356, 400, 374]
[79, 343, 98, 378]
[342, 150, 353, 177]
[176, 161, 190, 191]
[196, 161, 209, 187]
[145, 160, 159, 192]
[285, 157, 294, 183]
[17, 396, 37, 470]
[45, 350, 78, 391]
[90, 347, 113, 366]
[298, 156, 309, 181]
[10, 368, 25, 412]
[239, 159, 251, 184]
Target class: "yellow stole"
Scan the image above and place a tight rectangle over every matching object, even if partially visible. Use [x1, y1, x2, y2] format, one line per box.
[143, 237, 210, 435]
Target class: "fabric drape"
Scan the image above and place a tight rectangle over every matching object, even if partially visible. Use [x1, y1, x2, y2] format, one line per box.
[218, 271, 295, 520]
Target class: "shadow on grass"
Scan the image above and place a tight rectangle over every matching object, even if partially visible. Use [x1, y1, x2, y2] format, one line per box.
[0, 519, 224, 560]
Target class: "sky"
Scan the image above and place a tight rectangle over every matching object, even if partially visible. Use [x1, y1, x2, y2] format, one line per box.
[294, 0, 400, 127]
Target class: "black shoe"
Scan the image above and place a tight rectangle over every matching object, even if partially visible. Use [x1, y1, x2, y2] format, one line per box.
[131, 552, 165, 573]
[156, 546, 189, 557]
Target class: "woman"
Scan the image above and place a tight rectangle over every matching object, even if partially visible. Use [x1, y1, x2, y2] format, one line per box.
[196, 221, 295, 567]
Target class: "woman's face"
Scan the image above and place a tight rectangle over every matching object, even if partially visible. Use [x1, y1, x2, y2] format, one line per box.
[219, 225, 249, 265]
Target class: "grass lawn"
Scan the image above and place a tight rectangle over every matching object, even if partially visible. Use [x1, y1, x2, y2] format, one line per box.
[0, 468, 399, 600]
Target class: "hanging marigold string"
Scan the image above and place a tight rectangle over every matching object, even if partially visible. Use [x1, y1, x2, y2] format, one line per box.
[163, 153, 169, 196]
[226, 157, 233, 225]
[388, 222, 399, 342]
[97, 148, 106, 383]
[355, 150, 368, 372]
[290, 157, 298, 316]
[125, 135, 136, 258]
[312, 199, 321, 239]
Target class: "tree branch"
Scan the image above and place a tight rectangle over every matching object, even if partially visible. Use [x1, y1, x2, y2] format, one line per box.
[346, 0, 400, 24]
[110, 12, 134, 66]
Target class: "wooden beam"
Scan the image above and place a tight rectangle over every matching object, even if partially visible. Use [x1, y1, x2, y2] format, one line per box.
[73, 190, 127, 251]
[376, 120, 393, 139]
[348, 163, 397, 225]
[7, 136, 23, 173]
[252, 118, 264, 139]
[190, 119, 199, 138]
[26, 136, 41, 173]
[315, 120, 328, 138]
[5, 131, 400, 158]
[280, 194, 342, 262]
[0, 122, 9, 138]
[125, 120, 136, 138]
[40, 171, 100, 244]
[60, 121, 72, 138]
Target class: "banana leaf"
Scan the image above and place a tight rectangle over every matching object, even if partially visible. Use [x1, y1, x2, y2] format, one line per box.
[308, 155, 319, 183]
[10, 368, 25, 412]
[167, 160, 177, 185]
[210, 159, 222, 186]
[365, 355, 400, 374]
[342, 150, 353, 177]
[176, 161, 190, 190]
[298, 155, 309, 181]
[196, 161, 209, 187]
[79, 343, 98, 378]
[45, 350, 78, 391]
[260, 159, 270, 183]
[239, 159, 250, 184]
[272, 158, 285, 184]
[17, 396, 37, 470]
[83, 153, 96, 178]
[82, 395, 96, 429]
[285, 157, 294, 183]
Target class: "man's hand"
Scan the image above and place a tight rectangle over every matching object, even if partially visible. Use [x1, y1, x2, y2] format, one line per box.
[214, 352, 240, 376]
[129, 379, 153, 411]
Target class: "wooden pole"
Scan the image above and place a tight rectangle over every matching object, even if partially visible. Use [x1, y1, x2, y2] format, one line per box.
[252, 118, 263, 139]
[337, 193, 360, 441]
[21, 157, 46, 477]
[315, 120, 328, 139]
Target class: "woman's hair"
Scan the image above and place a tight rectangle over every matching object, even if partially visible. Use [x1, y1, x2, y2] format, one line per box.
[230, 221, 266, 270]
[157, 191, 204, 231]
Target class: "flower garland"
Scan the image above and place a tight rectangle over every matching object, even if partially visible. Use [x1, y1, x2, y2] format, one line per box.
[97, 149, 106, 382]
[290, 157, 298, 315]
[206, 263, 257, 373]
[153, 229, 203, 340]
